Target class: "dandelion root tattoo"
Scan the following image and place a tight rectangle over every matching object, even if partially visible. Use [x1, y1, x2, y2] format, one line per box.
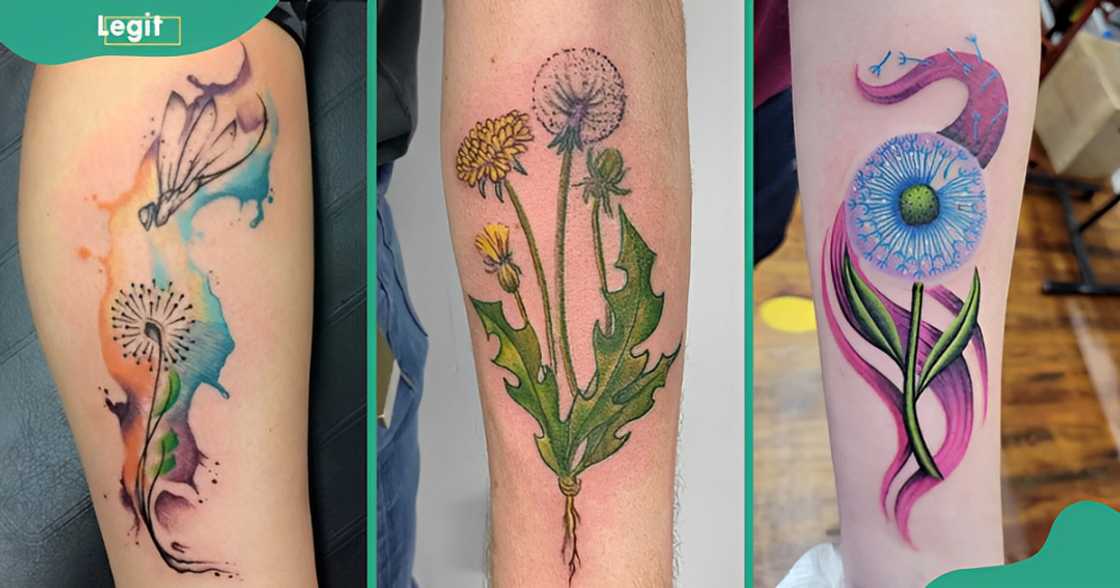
[823, 36, 1004, 545]
[455, 48, 680, 583]
[91, 47, 276, 576]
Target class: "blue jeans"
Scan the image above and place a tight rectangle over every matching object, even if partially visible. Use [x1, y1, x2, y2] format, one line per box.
[376, 164, 428, 588]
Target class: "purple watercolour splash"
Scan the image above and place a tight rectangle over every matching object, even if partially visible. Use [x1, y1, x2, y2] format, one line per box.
[856, 46, 1009, 168]
[823, 211, 990, 545]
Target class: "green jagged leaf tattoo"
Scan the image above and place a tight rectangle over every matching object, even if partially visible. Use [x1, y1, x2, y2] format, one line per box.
[456, 48, 680, 583]
[567, 210, 679, 475]
[469, 298, 567, 473]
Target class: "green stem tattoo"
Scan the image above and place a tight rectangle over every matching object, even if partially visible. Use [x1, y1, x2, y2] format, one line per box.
[514, 290, 531, 326]
[903, 282, 942, 480]
[591, 198, 610, 314]
[554, 149, 580, 398]
[504, 178, 558, 368]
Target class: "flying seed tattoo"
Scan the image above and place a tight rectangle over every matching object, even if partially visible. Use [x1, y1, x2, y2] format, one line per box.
[90, 47, 276, 576]
[823, 36, 1004, 545]
[456, 48, 680, 583]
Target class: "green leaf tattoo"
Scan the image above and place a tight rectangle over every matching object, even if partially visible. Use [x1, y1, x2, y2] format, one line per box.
[918, 269, 981, 393]
[456, 48, 679, 583]
[160, 429, 180, 454]
[842, 251, 905, 366]
[153, 431, 180, 477]
[567, 211, 679, 475]
[156, 369, 181, 417]
[469, 298, 568, 473]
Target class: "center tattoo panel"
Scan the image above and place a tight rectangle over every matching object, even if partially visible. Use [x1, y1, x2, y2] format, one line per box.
[823, 36, 1006, 545]
[455, 48, 680, 583]
[91, 47, 277, 577]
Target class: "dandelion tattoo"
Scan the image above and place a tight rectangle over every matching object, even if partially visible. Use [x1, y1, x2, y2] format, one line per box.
[456, 48, 679, 583]
[90, 47, 276, 576]
[823, 36, 1005, 545]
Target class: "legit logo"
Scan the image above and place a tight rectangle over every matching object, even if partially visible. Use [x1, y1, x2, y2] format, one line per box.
[97, 13, 181, 46]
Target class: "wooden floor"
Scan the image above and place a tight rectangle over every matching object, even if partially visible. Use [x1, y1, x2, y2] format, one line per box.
[753, 182, 1120, 586]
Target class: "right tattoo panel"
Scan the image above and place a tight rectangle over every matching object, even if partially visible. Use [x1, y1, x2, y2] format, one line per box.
[822, 36, 1007, 545]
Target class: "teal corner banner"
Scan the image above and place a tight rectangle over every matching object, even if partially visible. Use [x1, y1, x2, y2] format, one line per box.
[368, 3, 379, 587]
[931, 501, 1120, 587]
[0, 0, 276, 64]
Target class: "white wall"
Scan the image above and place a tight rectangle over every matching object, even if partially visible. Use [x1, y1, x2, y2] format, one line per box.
[387, 3, 745, 585]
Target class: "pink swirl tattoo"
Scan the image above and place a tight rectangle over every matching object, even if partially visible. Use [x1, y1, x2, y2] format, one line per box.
[824, 36, 1003, 545]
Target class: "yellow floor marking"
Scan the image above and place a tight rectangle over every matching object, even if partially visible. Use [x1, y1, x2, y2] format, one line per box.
[759, 295, 816, 333]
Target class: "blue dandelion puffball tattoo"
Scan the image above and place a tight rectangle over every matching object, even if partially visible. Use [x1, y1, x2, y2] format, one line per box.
[845, 132, 986, 280]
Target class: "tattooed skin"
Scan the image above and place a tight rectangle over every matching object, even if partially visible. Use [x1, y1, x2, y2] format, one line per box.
[822, 36, 1005, 545]
[92, 46, 276, 576]
[455, 48, 680, 583]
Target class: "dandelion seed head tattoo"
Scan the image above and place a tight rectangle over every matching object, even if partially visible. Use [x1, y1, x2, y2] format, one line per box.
[110, 281, 195, 369]
[457, 48, 679, 583]
[90, 46, 277, 576]
[824, 36, 1004, 545]
[532, 48, 626, 153]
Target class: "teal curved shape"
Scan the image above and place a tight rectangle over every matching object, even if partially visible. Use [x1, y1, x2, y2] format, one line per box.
[0, 0, 275, 65]
[931, 501, 1120, 587]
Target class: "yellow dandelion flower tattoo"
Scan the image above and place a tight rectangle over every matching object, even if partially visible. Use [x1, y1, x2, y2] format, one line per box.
[475, 223, 522, 293]
[456, 110, 533, 200]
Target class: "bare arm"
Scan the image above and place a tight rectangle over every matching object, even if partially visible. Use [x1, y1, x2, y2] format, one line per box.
[440, 2, 692, 585]
[789, 2, 1039, 585]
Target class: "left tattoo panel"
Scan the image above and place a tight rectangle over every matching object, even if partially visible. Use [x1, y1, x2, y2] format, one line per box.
[92, 47, 277, 576]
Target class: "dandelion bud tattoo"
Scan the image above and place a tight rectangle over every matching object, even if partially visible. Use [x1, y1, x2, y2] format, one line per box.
[824, 36, 1004, 545]
[456, 48, 680, 583]
[89, 47, 276, 576]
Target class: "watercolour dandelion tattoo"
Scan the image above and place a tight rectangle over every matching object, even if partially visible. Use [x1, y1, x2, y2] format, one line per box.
[89, 46, 277, 576]
[458, 48, 679, 583]
[822, 36, 1004, 545]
